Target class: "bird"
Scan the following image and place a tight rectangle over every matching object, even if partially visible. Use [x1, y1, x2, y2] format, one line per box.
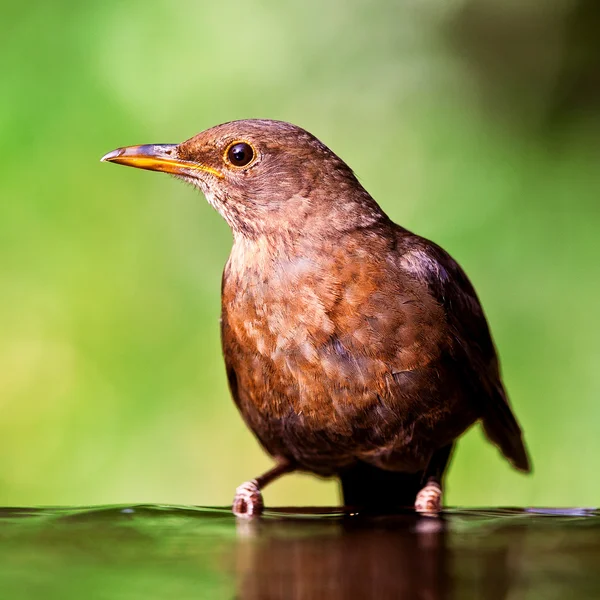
[101, 119, 531, 517]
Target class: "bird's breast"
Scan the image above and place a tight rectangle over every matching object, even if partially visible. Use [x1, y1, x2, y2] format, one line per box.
[220, 235, 458, 471]
[222, 235, 444, 405]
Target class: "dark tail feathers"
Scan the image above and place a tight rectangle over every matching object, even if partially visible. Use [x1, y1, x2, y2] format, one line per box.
[482, 387, 531, 473]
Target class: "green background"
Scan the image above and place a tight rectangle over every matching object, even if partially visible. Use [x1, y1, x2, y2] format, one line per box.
[1, 1, 598, 509]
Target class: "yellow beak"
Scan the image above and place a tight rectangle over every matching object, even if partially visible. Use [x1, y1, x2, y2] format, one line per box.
[100, 144, 224, 179]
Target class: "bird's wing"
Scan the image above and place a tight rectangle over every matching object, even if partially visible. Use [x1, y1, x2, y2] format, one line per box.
[397, 233, 531, 472]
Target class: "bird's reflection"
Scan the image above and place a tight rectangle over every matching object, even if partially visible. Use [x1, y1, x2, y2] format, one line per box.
[233, 510, 525, 600]
[234, 512, 449, 600]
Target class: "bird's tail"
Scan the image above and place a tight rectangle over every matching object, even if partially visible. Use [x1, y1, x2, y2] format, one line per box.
[482, 385, 531, 473]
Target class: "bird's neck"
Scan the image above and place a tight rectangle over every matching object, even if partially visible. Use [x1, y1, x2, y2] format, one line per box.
[230, 187, 389, 241]
[226, 213, 394, 287]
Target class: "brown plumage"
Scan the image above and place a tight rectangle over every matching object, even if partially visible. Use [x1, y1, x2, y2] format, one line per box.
[102, 119, 531, 516]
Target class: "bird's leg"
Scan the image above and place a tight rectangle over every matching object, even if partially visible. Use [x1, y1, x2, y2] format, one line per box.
[233, 459, 296, 518]
[415, 443, 454, 515]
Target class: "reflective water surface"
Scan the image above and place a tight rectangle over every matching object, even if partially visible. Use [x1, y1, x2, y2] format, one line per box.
[1, 505, 599, 599]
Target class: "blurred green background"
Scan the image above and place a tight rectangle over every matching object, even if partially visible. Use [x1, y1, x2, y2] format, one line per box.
[1, 0, 598, 508]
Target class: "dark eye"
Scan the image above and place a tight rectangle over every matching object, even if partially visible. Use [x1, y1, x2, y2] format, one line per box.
[227, 142, 254, 167]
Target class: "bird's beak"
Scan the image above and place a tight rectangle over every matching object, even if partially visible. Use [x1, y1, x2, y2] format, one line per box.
[100, 144, 224, 179]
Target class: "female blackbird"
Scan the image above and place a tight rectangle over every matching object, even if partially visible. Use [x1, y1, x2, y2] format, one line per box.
[102, 120, 531, 517]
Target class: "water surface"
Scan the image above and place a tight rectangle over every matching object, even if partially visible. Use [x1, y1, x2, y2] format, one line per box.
[1, 505, 598, 599]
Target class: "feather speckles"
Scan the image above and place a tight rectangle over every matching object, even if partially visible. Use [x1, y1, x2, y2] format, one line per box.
[400, 249, 450, 284]
[222, 224, 480, 473]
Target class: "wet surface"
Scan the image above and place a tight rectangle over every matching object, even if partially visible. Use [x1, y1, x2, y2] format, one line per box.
[1, 505, 599, 599]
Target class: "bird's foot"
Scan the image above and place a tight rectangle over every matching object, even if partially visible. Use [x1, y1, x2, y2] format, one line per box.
[233, 479, 264, 518]
[415, 480, 442, 515]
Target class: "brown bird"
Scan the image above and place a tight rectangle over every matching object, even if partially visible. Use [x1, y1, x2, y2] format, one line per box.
[102, 119, 531, 517]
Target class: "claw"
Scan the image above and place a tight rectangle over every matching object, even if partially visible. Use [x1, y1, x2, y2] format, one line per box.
[415, 480, 442, 514]
[233, 479, 264, 518]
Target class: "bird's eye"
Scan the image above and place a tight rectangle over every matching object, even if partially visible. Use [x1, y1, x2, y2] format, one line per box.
[226, 142, 255, 167]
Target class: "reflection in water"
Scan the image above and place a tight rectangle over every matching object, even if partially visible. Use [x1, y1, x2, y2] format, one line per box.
[234, 512, 515, 599]
[0, 506, 598, 599]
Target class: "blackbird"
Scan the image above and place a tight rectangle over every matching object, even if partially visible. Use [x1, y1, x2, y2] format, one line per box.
[102, 119, 531, 517]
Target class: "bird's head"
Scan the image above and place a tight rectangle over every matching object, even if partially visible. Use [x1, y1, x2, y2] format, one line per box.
[102, 119, 385, 239]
